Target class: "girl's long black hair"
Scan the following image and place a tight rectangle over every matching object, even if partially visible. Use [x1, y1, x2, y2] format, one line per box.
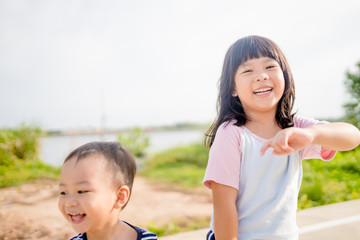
[205, 35, 296, 148]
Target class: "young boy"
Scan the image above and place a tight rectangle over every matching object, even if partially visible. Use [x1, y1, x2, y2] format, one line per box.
[58, 141, 158, 240]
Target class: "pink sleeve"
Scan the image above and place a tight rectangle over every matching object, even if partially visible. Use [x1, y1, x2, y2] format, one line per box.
[295, 115, 336, 160]
[203, 121, 242, 190]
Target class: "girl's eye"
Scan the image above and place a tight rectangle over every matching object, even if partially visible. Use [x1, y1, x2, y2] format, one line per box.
[241, 69, 252, 74]
[60, 191, 66, 196]
[78, 190, 88, 194]
[266, 65, 275, 69]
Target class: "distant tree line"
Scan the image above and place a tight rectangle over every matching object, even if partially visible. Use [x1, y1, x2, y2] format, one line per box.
[343, 61, 360, 129]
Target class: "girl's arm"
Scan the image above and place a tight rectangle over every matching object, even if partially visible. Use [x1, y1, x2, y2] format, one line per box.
[211, 181, 238, 240]
[307, 122, 360, 150]
[260, 122, 360, 156]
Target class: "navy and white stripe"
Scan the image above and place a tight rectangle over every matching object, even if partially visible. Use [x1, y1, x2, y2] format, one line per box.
[69, 222, 157, 240]
[206, 230, 215, 240]
[130, 224, 157, 240]
[70, 233, 86, 240]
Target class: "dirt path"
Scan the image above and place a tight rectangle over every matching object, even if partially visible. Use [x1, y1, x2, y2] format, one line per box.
[0, 177, 212, 239]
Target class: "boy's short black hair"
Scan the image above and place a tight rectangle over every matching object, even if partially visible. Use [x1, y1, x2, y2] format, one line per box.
[64, 141, 136, 195]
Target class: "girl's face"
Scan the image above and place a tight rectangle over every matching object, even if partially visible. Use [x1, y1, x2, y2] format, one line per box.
[232, 56, 285, 117]
[58, 155, 119, 237]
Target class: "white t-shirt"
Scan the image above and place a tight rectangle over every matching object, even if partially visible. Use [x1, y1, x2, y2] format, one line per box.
[203, 115, 336, 240]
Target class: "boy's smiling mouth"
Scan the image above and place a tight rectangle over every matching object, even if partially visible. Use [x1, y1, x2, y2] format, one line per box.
[68, 213, 86, 224]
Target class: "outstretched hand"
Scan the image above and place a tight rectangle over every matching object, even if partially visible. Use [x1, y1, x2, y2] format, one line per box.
[260, 127, 314, 156]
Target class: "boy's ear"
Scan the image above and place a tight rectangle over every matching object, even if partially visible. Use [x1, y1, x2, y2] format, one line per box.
[114, 185, 130, 210]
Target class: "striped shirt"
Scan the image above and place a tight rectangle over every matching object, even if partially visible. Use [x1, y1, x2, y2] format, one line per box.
[70, 221, 157, 240]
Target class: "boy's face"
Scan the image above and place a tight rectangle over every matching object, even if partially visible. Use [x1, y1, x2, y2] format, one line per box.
[58, 154, 119, 235]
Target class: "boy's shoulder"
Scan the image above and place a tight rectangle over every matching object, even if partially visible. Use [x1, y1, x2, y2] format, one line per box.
[69, 233, 86, 240]
[125, 221, 158, 240]
[69, 225, 158, 240]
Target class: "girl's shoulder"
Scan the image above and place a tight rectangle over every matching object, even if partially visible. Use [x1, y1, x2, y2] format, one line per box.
[211, 120, 245, 148]
[217, 120, 244, 139]
[218, 120, 244, 132]
[294, 115, 328, 128]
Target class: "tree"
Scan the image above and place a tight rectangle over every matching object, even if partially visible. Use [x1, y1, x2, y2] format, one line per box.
[343, 61, 360, 129]
[117, 127, 150, 158]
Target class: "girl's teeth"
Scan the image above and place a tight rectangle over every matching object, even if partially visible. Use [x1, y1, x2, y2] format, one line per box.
[254, 88, 271, 94]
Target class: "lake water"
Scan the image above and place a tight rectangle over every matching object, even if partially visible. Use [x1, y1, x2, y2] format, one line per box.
[40, 130, 205, 167]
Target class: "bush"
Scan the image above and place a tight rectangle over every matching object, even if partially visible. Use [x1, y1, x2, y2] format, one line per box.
[0, 124, 60, 188]
[142, 142, 360, 208]
[0, 159, 60, 188]
[141, 143, 209, 187]
[117, 127, 150, 158]
[298, 147, 360, 209]
[0, 124, 43, 166]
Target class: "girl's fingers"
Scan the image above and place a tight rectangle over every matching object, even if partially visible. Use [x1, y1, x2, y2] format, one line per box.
[261, 139, 286, 156]
[260, 141, 271, 156]
[272, 142, 284, 154]
[272, 146, 294, 155]
[262, 138, 294, 156]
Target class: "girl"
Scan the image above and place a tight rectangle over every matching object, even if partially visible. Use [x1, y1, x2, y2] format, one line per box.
[203, 35, 360, 240]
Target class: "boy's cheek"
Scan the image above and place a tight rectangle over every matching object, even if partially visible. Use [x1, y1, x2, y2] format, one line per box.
[58, 198, 67, 217]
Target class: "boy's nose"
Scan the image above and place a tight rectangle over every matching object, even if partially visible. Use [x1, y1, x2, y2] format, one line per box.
[65, 196, 78, 207]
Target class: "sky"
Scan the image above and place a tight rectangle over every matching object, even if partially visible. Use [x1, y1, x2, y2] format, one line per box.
[1, 0, 360, 130]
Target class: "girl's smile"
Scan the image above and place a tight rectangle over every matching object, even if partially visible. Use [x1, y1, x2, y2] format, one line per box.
[253, 87, 273, 97]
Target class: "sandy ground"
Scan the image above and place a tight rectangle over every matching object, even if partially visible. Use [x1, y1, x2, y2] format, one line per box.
[0, 177, 212, 240]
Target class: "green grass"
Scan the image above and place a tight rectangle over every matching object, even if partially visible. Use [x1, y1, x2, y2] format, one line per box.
[141, 216, 211, 237]
[0, 159, 60, 188]
[0, 124, 60, 188]
[141, 143, 360, 210]
[140, 143, 208, 188]
[298, 147, 360, 209]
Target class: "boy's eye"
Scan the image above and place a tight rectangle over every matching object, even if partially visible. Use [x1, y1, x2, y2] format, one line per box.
[78, 190, 88, 194]
[60, 191, 66, 196]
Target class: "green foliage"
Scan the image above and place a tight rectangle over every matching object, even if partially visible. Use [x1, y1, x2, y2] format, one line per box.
[142, 142, 360, 209]
[0, 124, 43, 166]
[298, 147, 360, 209]
[141, 143, 209, 188]
[0, 124, 60, 188]
[0, 159, 60, 188]
[143, 216, 210, 237]
[117, 127, 150, 158]
[343, 61, 360, 128]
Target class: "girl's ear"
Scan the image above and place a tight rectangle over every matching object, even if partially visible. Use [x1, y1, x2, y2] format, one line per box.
[114, 185, 130, 210]
[232, 84, 238, 97]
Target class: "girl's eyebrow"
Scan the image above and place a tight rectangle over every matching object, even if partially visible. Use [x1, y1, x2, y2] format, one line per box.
[240, 62, 250, 68]
[264, 58, 277, 63]
[240, 58, 277, 69]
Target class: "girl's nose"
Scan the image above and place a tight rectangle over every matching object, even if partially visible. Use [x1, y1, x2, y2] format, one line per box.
[256, 72, 269, 81]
